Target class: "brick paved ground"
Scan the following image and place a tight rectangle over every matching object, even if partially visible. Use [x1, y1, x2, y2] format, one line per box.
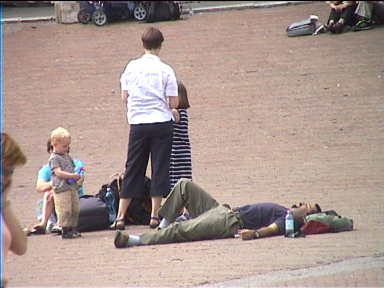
[3, 2, 384, 287]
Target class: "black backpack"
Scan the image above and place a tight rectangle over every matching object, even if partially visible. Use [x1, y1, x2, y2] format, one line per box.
[96, 174, 152, 225]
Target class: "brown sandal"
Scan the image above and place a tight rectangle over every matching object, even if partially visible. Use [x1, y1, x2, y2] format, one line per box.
[24, 225, 46, 236]
[149, 217, 160, 229]
[110, 218, 125, 230]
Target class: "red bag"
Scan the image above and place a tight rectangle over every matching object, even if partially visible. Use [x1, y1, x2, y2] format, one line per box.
[300, 221, 330, 234]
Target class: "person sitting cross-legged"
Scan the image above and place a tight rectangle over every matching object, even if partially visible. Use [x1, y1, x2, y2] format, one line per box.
[326, 1, 358, 33]
[114, 179, 321, 248]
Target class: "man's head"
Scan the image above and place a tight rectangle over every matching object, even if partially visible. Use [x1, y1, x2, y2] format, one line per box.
[291, 203, 321, 228]
[50, 127, 71, 154]
[142, 27, 164, 51]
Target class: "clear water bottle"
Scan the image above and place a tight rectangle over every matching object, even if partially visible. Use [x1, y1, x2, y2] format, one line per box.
[105, 186, 116, 223]
[285, 210, 295, 238]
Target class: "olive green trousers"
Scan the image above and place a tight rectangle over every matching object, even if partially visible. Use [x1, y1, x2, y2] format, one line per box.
[140, 179, 241, 245]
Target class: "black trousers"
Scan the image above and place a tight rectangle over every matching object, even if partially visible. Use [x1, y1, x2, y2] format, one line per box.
[328, 4, 357, 26]
[121, 121, 173, 199]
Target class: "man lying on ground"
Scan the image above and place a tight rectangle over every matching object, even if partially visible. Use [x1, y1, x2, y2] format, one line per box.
[114, 179, 321, 248]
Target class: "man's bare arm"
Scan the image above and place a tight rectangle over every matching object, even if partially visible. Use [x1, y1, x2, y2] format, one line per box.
[239, 223, 281, 240]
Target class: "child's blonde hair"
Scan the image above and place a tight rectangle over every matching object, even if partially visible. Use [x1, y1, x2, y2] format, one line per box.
[50, 127, 71, 145]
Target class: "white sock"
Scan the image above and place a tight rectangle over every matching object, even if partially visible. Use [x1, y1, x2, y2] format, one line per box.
[127, 235, 141, 246]
[158, 218, 170, 229]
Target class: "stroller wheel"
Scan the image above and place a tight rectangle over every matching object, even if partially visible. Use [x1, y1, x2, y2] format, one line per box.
[78, 8, 91, 24]
[92, 9, 107, 26]
[133, 4, 147, 21]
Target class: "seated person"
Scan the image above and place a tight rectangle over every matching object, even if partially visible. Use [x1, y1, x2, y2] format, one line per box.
[29, 139, 84, 234]
[353, 1, 384, 30]
[326, 1, 358, 33]
[114, 179, 321, 248]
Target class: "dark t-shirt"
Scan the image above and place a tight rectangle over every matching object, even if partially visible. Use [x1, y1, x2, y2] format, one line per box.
[235, 203, 288, 234]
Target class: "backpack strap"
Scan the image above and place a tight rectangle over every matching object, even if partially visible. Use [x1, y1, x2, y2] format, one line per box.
[109, 172, 123, 193]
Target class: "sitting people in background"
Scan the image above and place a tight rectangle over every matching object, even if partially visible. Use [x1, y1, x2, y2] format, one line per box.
[114, 179, 321, 248]
[1, 133, 28, 287]
[28, 137, 85, 235]
[353, 1, 384, 30]
[326, 1, 358, 33]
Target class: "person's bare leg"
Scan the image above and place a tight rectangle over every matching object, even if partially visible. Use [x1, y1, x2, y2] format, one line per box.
[34, 192, 54, 229]
[150, 196, 162, 228]
[111, 198, 131, 229]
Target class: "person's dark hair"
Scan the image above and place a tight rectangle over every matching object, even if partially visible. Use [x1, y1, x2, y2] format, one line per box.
[291, 203, 321, 214]
[142, 27, 164, 50]
[46, 138, 53, 154]
[177, 80, 190, 109]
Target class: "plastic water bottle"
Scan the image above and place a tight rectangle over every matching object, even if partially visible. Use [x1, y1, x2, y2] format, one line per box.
[105, 186, 116, 223]
[285, 210, 295, 238]
[75, 167, 85, 177]
[67, 167, 84, 185]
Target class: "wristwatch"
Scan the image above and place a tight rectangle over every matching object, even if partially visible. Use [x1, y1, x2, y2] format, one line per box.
[254, 231, 261, 238]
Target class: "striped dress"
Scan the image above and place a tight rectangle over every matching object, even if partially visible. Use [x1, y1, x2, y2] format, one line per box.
[169, 109, 192, 191]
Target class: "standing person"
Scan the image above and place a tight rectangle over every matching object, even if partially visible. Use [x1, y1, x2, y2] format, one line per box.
[1, 133, 28, 287]
[326, 1, 357, 33]
[114, 179, 322, 248]
[27, 138, 85, 235]
[169, 80, 192, 192]
[113, 26, 178, 230]
[49, 127, 82, 239]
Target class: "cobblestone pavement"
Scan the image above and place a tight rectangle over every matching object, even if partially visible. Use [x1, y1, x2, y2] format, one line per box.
[3, 2, 384, 287]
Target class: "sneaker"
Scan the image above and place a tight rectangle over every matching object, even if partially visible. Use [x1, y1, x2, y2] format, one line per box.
[51, 225, 62, 235]
[353, 20, 373, 31]
[114, 231, 129, 248]
[175, 213, 191, 222]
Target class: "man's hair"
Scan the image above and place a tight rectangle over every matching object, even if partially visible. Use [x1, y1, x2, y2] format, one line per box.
[50, 127, 71, 144]
[177, 80, 190, 109]
[291, 203, 322, 214]
[142, 27, 164, 50]
[1, 133, 27, 169]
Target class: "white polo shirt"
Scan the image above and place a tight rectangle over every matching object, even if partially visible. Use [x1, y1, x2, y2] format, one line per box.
[120, 53, 178, 124]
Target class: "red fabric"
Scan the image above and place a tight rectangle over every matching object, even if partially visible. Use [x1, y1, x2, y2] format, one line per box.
[300, 221, 330, 234]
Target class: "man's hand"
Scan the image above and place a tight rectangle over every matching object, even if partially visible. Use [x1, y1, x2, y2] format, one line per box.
[239, 229, 256, 240]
